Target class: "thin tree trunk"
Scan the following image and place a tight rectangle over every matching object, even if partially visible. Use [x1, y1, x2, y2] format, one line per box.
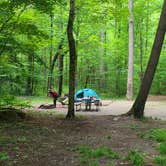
[26, 54, 34, 95]
[43, 48, 47, 95]
[114, 19, 121, 96]
[127, 0, 166, 118]
[145, 0, 149, 54]
[126, 0, 134, 100]
[58, 5, 64, 96]
[47, 12, 54, 91]
[58, 54, 64, 96]
[139, 26, 144, 82]
[47, 36, 64, 96]
[66, 0, 76, 119]
[99, 29, 105, 90]
[75, 12, 80, 90]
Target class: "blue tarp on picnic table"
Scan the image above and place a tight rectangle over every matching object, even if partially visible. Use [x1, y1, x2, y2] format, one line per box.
[74, 88, 100, 102]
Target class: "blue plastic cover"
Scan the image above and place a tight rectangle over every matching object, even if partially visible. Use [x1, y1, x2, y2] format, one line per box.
[74, 88, 100, 101]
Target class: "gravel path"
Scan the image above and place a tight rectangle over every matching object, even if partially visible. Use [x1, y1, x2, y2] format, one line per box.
[34, 99, 166, 120]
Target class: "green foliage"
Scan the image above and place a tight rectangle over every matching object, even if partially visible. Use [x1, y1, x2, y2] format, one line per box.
[0, 0, 165, 97]
[154, 156, 166, 166]
[0, 95, 31, 108]
[0, 152, 9, 161]
[158, 142, 166, 155]
[77, 145, 119, 165]
[125, 150, 145, 166]
[140, 128, 166, 166]
[142, 129, 166, 142]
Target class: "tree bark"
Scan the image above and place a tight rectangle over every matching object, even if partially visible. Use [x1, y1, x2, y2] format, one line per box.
[99, 29, 105, 90]
[127, 0, 166, 118]
[47, 36, 64, 96]
[26, 54, 34, 95]
[126, 0, 134, 100]
[47, 12, 54, 91]
[66, 0, 76, 119]
[139, 25, 144, 82]
[58, 54, 64, 96]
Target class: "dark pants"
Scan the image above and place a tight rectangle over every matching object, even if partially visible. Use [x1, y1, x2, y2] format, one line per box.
[53, 97, 58, 107]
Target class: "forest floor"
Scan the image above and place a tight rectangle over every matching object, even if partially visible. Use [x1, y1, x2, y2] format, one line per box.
[0, 96, 165, 166]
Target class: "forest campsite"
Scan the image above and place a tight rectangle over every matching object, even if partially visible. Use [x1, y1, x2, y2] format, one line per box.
[0, 0, 166, 166]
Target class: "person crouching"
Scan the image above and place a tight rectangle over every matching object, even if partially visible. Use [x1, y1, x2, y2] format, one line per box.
[48, 89, 59, 107]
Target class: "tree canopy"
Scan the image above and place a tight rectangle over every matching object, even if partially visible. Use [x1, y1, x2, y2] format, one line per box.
[0, 0, 165, 98]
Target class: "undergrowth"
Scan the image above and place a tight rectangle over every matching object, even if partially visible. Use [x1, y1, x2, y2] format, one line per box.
[76, 145, 119, 166]
[141, 128, 166, 166]
[125, 149, 145, 166]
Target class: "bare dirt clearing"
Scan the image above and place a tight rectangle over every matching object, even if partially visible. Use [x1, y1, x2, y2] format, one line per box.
[33, 96, 166, 120]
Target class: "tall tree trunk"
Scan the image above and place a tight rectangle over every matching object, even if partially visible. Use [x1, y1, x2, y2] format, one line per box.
[126, 0, 134, 100]
[145, 0, 150, 54]
[43, 49, 47, 95]
[47, 12, 54, 91]
[127, 0, 166, 118]
[48, 36, 64, 95]
[114, 19, 121, 96]
[58, 5, 64, 96]
[66, 0, 76, 119]
[99, 29, 105, 90]
[75, 12, 80, 90]
[26, 54, 34, 95]
[58, 54, 64, 96]
[139, 25, 144, 82]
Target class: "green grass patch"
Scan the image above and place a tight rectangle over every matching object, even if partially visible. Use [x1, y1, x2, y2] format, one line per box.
[23, 96, 52, 104]
[0, 152, 9, 161]
[158, 142, 166, 155]
[125, 149, 145, 166]
[16, 122, 33, 130]
[0, 122, 15, 130]
[76, 145, 119, 165]
[142, 129, 166, 142]
[0, 95, 31, 108]
[125, 124, 140, 130]
[154, 156, 166, 166]
[0, 137, 17, 146]
[141, 128, 166, 165]
[0, 136, 28, 146]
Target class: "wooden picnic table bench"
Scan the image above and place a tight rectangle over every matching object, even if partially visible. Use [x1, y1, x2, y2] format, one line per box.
[75, 98, 100, 111]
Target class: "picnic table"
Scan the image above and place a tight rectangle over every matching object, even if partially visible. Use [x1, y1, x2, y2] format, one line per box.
[75, 97, 100, 111]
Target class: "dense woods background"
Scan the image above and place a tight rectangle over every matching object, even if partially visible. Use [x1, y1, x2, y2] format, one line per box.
[0, 0, 165, 98]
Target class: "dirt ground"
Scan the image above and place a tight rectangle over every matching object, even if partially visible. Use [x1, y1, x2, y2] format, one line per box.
[0, 115, 166, 166]
[34, 96, 166, 120]
[0, 96, 165, 166]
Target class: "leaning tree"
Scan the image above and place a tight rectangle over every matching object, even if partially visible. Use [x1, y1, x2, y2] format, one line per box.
[127, 0, 166, 118]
